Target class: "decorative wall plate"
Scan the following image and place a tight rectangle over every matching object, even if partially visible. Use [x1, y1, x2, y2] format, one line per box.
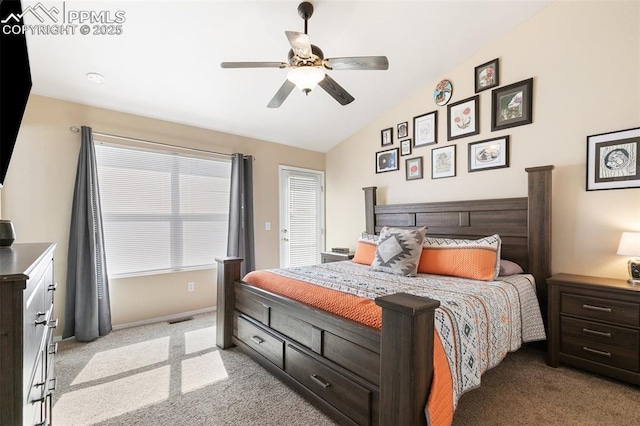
[434, 79, 453, 106]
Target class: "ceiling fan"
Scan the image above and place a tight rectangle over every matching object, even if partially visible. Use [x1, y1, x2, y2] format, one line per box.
[220, 1, 389, 108]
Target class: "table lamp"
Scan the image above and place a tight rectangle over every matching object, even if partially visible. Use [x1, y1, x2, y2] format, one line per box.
[617, 232, 640, 285]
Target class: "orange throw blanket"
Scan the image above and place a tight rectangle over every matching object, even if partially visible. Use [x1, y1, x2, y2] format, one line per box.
[243, 270, 454, 426]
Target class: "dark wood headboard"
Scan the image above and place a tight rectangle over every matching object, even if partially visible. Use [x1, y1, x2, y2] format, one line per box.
[363, 165, 554, 316]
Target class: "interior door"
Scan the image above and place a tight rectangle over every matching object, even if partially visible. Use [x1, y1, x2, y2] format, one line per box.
[279, 166, 324, 267]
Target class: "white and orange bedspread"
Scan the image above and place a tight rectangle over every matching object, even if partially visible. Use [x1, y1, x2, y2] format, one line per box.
[243, 261, 546, 426]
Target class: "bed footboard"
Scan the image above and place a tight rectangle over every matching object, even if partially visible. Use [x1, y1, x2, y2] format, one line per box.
[376, 293, 439, 425]
[215, 257, 439, 426]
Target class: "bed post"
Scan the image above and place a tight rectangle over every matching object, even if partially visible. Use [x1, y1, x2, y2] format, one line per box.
[215, 257, 243, 349]
[363, 186, 377, 234]
[525, 165, 554, 321]
[375, 293, 440, 426]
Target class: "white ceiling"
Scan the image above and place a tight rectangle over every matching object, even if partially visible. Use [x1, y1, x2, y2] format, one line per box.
[23, 0, 552, 152]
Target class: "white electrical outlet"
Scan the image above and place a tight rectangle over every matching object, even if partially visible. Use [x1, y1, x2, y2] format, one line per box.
[187, 282, 195, 292]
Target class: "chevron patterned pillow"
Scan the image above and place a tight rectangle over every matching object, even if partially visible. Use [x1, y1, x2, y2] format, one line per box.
[371, 227, 427, 276]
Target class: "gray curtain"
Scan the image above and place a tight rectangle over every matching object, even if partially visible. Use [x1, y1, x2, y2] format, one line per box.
[227, 153, 255, 276]
[63, 126, 112, 341]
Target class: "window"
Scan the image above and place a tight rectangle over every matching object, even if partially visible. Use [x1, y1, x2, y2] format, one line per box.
[95, 143, 231, 277]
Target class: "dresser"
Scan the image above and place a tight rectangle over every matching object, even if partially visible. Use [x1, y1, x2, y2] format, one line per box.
[0, 243, 58, 426]
[547, 273, 640, 385]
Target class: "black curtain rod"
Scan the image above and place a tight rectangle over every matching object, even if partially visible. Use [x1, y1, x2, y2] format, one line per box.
[69, 126, 249, 159]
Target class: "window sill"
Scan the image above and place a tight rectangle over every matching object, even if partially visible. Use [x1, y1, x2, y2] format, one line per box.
[108, 265, 216, 280]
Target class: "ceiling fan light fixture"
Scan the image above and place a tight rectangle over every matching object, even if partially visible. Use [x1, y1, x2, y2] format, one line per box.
[287, 66, 325, 94]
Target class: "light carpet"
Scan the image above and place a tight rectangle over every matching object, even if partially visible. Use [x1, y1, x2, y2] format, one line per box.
[53, 313, 639, 425]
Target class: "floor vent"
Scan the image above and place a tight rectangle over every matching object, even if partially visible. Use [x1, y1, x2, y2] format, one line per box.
[167, 316, 194, 325]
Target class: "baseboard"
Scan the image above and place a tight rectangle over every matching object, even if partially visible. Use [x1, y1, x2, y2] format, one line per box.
[112, 307, 216, 331]
[54, 307, 216, 342]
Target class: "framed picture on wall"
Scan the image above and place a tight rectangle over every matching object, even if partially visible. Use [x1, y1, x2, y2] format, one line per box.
[400, 139, 412, 156]
[475, 58, 499, 93]
[413, 111, 437, 148]
[468, 136, 510, 172]
[405, 157, 423, 180]
[376, 148, 399, 173]
[586, 127, 640, 191]
[491, 78, 533, 131]
[397, 121, 408, 139]
[381, 127, 393, 146]
[432, 145, 456, 179]
[447, 95, 479, 141]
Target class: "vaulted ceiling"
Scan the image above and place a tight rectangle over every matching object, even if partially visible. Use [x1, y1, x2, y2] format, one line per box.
[24, 0, 552, 152]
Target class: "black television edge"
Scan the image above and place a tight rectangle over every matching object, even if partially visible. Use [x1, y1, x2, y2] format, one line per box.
[0, 0, 32, 189]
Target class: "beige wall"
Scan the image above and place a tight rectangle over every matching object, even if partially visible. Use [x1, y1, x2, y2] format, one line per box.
[326, 1, 640, 281]
[1, 95, 324, 333]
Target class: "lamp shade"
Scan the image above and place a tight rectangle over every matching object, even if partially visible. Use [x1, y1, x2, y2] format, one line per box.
[617, 232, 640, 256]
[287, 67, 325, 94]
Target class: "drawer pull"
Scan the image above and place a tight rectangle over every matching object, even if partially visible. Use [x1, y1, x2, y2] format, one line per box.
[49, 342, 59, 355]
[31, 395, 46, 404]
[250, 336, 264, 345]
[35, 318, 48, 326]
[582, 328, 612, 338]
[36, 311, 47, 318]
[310, 374, 331, 389]
[48, 318, 59, 329]
[582, 304, 612, 313]
[582, 346, 612, 357]
[49, 377, 57, 391]
[48, 282, 58, 291]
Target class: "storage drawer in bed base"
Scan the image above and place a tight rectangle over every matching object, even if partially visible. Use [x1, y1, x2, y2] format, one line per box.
[232, 310, 378, 426]
[234, 314, 284, 369]
[285, 344, 371, 426]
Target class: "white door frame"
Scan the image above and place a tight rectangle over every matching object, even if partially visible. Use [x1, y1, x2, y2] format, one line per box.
[278, 165, 325, 268]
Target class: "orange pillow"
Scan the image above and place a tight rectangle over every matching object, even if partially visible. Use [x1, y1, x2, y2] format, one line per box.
[352, 233, 379, 265]
[417, 234, 501, 281]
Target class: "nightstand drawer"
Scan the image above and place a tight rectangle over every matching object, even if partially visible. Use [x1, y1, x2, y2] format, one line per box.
[561, 316, 639, 351]
[562, 336, 639, 372]
[561, 293, 639, 326]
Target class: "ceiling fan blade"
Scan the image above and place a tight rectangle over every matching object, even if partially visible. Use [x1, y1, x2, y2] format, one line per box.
[267, 80, 296, 108]
[318, 75, 355, 106]
[285, 31, 312, 59]
[324, 56, 389, 71]
[221, 62, 288, 69]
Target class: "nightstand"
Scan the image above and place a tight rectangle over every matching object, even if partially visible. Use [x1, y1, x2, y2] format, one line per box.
[321, 251, 355, 263]
[547, 273, 640, 385]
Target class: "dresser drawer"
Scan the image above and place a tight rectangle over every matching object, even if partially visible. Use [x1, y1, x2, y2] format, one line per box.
[561, 293, 639, 326]
[285, 344, 370, 426]
[24, 347, 45, 426]
[562, 336, 639, 372]
[23, 273, 48, 380]
[235, 314, 284, 369]
[561, 316, 639, 351]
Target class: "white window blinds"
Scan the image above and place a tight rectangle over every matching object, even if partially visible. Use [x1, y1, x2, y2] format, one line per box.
[94, 143, 231, 277]
[287, 172, 321, 267]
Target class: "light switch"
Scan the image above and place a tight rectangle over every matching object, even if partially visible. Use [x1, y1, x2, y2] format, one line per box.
[265, 222, 271, 231]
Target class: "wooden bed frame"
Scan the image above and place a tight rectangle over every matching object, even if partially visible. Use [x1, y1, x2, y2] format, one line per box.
[216, 165, 553, 426]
